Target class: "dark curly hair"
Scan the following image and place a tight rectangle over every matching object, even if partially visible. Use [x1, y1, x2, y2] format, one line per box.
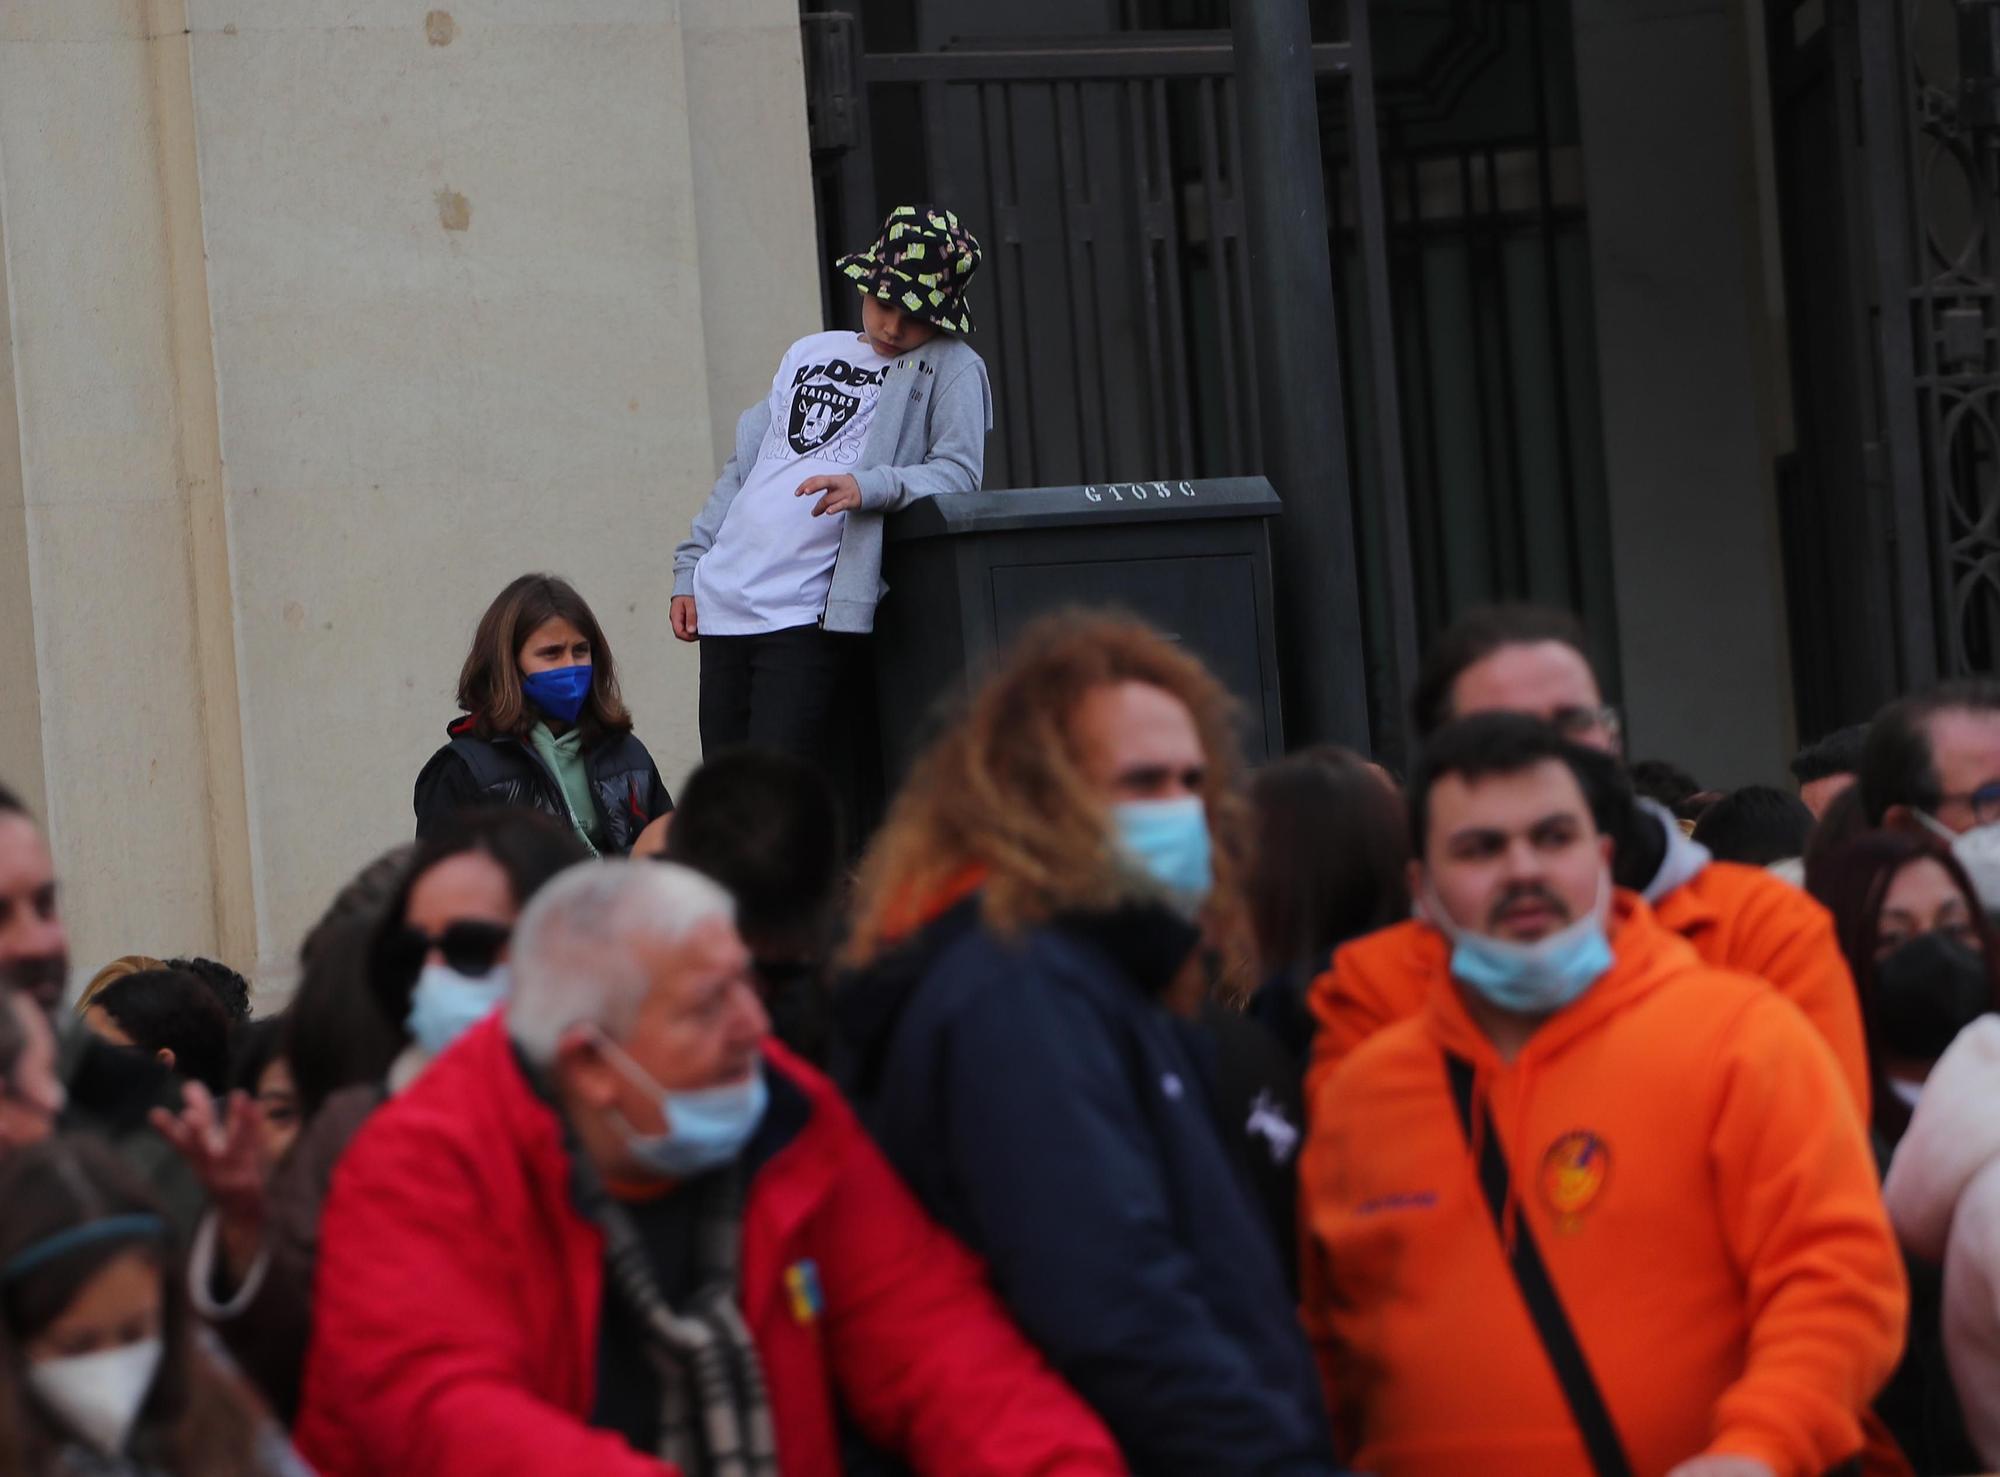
[88, 970, 231, 1096]
[163, 958, 251, 1025]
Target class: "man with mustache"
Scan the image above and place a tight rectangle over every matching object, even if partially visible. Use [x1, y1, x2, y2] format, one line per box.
[1306, 605, 1868, 1115]
[0, 784, 199, 1220]
[1298, 713, 1903, 1477]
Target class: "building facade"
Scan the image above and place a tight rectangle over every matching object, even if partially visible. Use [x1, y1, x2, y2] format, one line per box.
[6, 0, 1987, 995]
[0, 0, 821, 996]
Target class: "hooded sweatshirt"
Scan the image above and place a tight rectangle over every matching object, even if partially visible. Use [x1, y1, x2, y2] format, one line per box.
[1299, 893, 1904, 1477]
[1882, 1015, 2000, 1467]
[525, 722, 606, 853]
[1304, 804, 1870, 1116]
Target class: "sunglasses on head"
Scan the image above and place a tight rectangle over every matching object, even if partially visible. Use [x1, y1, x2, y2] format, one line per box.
[385, 920, 512, 979]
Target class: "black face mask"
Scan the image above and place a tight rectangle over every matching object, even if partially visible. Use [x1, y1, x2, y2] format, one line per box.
[1875, 931, 1994, 1061]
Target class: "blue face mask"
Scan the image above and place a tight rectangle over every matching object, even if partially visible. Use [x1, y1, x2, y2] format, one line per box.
[406, 963, 512, 1055]
[1425, 878, 1614, 1016]
[521, 664, 592, 724]
[1112, 797, 1214, 909]
[598, 1036, 768, 1178]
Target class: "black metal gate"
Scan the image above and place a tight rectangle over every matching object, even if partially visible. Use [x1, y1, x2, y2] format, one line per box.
[802, 2, 1414, 752]
[1366, 0, 1620, 700]
[805, 12, 1402, 492]
[1770, 0, 2000, 736]
[800, 0, 1615, 756]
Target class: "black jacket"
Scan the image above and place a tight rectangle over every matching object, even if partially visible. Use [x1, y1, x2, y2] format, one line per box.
[1199, 998, 1306, 1294]
[412, 717, 672, 855]
[836, 897, 1341, 1477]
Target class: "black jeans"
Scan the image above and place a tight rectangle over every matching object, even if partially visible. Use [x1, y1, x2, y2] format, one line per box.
[697, 623, 859, 763]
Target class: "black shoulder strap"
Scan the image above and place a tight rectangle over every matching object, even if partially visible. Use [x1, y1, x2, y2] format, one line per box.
[1444, 1051, 1633, 1477]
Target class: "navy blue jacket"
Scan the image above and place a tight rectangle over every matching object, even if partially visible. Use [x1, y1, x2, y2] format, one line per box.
[837, 898, 1341, 1477]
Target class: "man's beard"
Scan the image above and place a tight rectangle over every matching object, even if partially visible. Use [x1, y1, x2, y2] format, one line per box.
[0, 954, 69, 1017]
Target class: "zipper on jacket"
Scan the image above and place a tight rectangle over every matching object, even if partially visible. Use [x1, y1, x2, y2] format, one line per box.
[507, 736, 601, 858]
[556, 788, 600, 856]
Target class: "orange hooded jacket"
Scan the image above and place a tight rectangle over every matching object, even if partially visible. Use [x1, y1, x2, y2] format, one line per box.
[1305, 859, 1870, 1117]
[1298, 895, 1905, 1477]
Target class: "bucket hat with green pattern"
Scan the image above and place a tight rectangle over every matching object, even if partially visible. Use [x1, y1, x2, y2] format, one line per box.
[836, 204, 982, 334]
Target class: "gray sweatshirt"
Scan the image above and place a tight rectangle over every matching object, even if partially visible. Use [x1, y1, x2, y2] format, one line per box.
[672, 331, 993, 634]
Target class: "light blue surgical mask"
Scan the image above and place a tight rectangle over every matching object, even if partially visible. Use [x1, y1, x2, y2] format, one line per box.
[406, 963, 512, 1055]
[596, 1034, 768, 1178]
[1113, 796, 1214, 910]
[1424, 876, 1613, 1016]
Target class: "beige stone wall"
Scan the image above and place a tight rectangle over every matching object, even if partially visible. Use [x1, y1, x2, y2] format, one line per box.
[0, 0, 821, 999]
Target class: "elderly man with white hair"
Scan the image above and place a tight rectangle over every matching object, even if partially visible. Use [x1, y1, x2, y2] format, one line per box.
[296, 860, 1121, 1477]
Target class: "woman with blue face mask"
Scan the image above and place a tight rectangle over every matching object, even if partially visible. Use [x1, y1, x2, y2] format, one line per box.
[0, 1136, 308, 1475]
[415, 573, 675, 856]
[368, 809, 594, 1080]
[158, 809, 588, 1427]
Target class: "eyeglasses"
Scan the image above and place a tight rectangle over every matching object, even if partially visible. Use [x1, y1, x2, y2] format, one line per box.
[1547, 705, 1622, 742]
[1936, 782, 2000, 828]
[383, 920, 512, 980]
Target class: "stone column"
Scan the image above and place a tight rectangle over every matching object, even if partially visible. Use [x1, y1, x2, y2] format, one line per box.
[1571, 0, 1797, 786]
[0, 0, 246, 978]
[0, 0, 820, 997]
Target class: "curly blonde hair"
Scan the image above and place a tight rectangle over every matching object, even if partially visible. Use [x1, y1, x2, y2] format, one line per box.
[846, 610, 1251, 973]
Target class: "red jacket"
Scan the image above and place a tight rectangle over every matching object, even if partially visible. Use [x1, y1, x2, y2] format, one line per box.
[295, 1019, 1123, 1476]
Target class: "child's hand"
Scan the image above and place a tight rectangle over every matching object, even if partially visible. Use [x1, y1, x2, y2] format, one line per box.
[670, 595, 699, 642]
[797, 473, 862, 517]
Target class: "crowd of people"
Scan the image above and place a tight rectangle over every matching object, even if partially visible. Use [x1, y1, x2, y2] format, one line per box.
[5, 200, 2000, 1476]
[4, 583, 2000, 1476]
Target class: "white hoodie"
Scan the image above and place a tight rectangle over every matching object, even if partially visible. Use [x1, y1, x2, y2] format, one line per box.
[1882, 1015, 2000, 1466]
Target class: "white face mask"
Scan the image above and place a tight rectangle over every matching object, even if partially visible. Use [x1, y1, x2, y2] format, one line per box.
[28, 1337, 162, 1455]
[1918, 812, 2000, 912]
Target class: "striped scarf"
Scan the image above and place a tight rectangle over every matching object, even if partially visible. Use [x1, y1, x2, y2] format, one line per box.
[575, 1163, 778, 1476]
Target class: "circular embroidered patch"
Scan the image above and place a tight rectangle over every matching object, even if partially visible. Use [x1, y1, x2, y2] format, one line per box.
[1539, 1131, 1610, 1228]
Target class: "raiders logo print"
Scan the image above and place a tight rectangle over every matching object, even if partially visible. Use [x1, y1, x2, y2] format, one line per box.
[789, 382, 861, 455]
